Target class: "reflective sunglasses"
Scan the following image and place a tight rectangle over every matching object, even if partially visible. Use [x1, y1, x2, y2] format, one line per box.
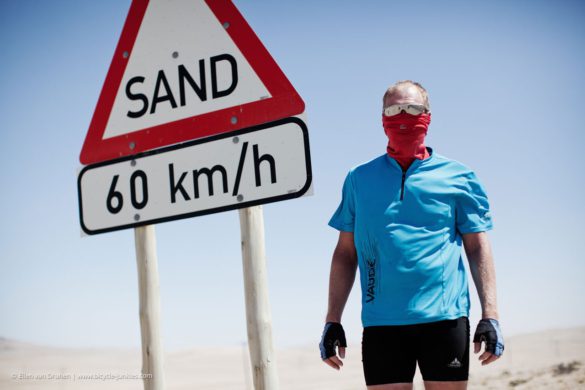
[383, 104, 427, 117]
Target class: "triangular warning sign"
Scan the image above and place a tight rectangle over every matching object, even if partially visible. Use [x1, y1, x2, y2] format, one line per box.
[80, 0, 305, 165]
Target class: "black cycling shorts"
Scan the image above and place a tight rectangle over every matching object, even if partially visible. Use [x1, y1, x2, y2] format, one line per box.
[362, 317, 470, 385]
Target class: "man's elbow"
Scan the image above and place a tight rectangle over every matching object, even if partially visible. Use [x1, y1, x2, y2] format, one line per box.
[333, 245, 357, 268]
[333, 231, 358, 267]
[462, 231, 491, 259]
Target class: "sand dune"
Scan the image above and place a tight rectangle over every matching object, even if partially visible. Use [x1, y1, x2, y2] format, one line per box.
[1, 327, 584, 389]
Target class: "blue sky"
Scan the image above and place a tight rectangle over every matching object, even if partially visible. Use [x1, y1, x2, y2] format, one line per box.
[0, 0, 584, 351]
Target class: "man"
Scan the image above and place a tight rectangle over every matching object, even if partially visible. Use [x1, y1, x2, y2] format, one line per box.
[319, 80, 504, 389]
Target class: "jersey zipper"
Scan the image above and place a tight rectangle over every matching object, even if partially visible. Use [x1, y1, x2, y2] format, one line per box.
[400, 170, 406, 201]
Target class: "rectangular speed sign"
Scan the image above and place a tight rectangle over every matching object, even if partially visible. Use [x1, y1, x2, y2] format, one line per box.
[78, 117, 312, 235]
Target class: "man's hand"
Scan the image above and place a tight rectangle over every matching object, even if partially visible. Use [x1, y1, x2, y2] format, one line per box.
[473, 318, 504, 365]
[319, 322, 347, 370]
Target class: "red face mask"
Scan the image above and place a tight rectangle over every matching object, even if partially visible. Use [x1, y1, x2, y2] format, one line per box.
[382, 112, 431, 171]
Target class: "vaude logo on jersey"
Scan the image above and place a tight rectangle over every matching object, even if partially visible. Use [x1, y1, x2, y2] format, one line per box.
[366, 258, 376, 303]
[447, 358, 462, 368]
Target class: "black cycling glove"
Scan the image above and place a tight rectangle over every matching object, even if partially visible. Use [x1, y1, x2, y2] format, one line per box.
[473, 318, 504, 356]
[319, 322, 347, 360]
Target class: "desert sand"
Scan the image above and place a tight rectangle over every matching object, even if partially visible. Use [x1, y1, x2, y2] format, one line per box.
[1, 327, 584, 389]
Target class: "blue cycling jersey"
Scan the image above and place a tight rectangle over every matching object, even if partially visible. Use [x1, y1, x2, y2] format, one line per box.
[329, 148, 493, 326]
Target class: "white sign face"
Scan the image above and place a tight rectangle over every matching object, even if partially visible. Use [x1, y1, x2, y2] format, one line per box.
[104, 0, 270, 139]
[78, 118, 311, 235]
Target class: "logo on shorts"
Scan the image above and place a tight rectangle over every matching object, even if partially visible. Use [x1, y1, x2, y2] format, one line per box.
[366, 258, 376, 303]
[447, 358, 461, 368]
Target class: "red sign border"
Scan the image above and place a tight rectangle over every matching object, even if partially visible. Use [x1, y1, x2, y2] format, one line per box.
[80, 0, 305, 165]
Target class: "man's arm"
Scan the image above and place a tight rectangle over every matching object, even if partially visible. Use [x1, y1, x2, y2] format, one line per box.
[322, 231, 358, 370]
[463, 231, 502, 365]
[326, 231, 358, 322]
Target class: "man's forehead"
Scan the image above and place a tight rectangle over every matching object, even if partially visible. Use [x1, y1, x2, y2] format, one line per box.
[385, 85, 424, 105]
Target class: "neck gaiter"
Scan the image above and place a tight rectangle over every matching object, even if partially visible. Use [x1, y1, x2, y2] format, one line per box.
[382, 112, 431, 171]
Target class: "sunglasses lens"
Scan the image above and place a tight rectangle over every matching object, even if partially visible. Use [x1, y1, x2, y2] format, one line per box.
[406, 105, 425, 115]
[384, 104, 426, 116]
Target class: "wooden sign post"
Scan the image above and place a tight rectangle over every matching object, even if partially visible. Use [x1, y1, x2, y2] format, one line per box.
[239, 206, 279, 389]
[134, 225, 165, 390]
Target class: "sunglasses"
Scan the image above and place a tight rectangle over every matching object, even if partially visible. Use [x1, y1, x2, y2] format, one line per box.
[383, 104, 427, 117]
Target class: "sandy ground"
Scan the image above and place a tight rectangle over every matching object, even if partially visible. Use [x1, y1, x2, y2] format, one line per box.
[1, 327, 584, 389]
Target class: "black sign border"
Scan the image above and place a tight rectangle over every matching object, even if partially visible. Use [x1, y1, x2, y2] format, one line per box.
[78, 117, 312, 235]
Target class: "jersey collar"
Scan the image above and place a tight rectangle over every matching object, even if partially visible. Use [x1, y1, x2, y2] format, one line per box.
[385, 146, 435, 173]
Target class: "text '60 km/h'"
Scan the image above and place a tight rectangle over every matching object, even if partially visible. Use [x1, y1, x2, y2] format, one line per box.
[106, 141, 275, 214]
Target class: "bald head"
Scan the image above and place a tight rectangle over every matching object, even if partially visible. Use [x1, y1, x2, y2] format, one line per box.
[383, 80, 430, 112]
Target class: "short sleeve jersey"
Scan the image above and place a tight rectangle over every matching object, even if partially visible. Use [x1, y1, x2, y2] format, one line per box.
[329, 148, 493, 326]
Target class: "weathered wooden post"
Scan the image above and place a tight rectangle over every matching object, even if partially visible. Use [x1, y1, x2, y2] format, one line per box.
[239, 206, 279, 389]
[135, 225, 165, 390]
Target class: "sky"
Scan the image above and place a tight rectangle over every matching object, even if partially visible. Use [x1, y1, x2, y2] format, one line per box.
[0, 0, 584, 352]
